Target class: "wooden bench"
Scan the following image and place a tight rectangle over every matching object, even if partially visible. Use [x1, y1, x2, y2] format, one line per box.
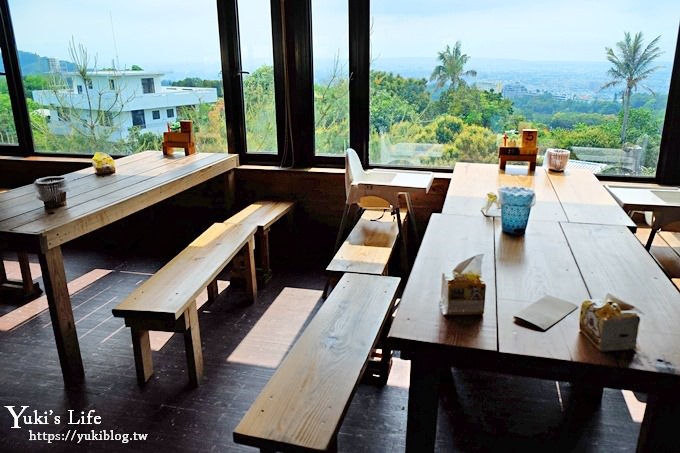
[0, 252, 42, 302]
[323, 208, 407, 297]
[112, 221, 258, 387]
[233, 273, 400, 452]
[225, 200, 295, 284]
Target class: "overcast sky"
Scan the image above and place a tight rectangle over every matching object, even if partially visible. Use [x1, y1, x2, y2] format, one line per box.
[8, 0, 679, 71]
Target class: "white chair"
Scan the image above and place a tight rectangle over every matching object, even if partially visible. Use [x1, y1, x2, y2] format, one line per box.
[333, 148, 434, 267]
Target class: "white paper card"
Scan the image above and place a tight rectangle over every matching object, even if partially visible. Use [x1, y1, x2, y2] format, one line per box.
[514, 296, 577, 331]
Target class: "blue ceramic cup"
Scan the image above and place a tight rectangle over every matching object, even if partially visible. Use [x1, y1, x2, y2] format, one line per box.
[499, 186, 535, 235]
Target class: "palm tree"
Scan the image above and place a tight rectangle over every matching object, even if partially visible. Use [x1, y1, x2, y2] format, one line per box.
[602, 32, 663, 143]
[430, 41, 477, 91]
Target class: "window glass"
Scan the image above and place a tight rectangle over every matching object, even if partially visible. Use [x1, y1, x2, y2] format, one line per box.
[141, 78, 155, 94]
[131, 109, 145, 127]
[238, 0, 277, 153]
[370, 0, 679, 176]
[312, 0, 349, 156]
[9, 0, 225, 155]
[0, 48, 18, 145]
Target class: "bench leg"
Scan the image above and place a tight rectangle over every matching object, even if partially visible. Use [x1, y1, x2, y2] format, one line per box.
[183, 302, 204, 388]
[256, 227, 273, 285]
[207, 278, 219, 304]
[131, 327, 154, 385]
[322, 273, 340, 299]
[242, 238, 257, 303]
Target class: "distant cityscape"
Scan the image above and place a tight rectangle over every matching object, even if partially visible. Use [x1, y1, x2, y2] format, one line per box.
[13, 50, 675, 103]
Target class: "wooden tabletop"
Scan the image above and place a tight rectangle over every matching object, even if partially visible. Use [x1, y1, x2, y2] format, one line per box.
[388, 213, 680, 387]
[443, 163, 635, 228]
[0, 151, 238, 252]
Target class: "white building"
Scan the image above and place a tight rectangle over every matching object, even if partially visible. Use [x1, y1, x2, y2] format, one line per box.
[33, 70, 218, 140]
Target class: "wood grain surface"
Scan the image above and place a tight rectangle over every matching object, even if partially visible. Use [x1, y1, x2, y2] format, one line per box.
[113, 222, 256, 323]
[233, 273, 400, 451]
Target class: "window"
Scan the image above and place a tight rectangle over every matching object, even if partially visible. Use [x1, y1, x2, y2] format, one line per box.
[1, 0, 679, 183]
[9, 0, 223, 155]
[152, 110, 160, 120]
[76, 85, 83, 94]
[102, 111, 112, 127]
[0, 54, 18, 145]
[167, 108, 174, 118]
[237, 0, 278, 154]
[367, 1, 679, 177]
[131, 109, 145, 128]
[312, 0, 349, 157]
[141, 78, 155, 94]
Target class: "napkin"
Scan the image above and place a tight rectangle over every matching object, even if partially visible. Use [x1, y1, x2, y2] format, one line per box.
[514, 296, 577, 331]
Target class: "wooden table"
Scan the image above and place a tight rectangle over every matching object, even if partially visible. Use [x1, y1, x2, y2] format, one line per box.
[388, 163, 680, 451]
[443, 163, 636, 228]
[0, 151, 238, 387]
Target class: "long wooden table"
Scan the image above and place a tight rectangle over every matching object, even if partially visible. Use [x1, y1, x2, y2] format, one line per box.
[388, 163, 680, 451]
[443, 162, 636, 228]
[0, 151, 239, 387]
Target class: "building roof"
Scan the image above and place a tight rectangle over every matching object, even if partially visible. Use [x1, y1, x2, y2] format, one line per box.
[64, 70, 165, 78]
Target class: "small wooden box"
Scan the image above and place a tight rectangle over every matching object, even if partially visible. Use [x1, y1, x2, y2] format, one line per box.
[579, 300, 639, 352]
[520, 129, 538, 154]
[440, 273, 485, 315]
[163, 132, 192, 143]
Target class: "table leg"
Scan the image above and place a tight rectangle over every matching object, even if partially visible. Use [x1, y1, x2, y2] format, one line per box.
[38, 246, 85, 387]
[406, 359, 441, 452]
[403, 193, 420, 246]
[645, 228, 657, 251]
[637, 391, 680, 452]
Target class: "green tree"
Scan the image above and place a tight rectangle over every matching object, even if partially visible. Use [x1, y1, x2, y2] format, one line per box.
[451, 124, 497, 163]
[0, 93, 17, 143]
[242, 66, 277, 151]
[315, 57, 350, 154]
[430, 41, 477, 90]
[22, 74, 52, 99]
[172, 77, 223, 97]
[439, 86, 512, 131]
[602, 31, 663, 143]
[371, 71, 431, 115]
[370, 90, 418, 133]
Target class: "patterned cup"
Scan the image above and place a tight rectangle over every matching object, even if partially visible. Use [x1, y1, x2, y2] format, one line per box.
[499, 186, 535, 236]
[546, 148, 570, 172]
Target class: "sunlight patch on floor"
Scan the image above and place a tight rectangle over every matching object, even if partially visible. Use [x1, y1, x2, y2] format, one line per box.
[621, 390, 645, 423]
[0, 269, 112, 332]
[226, 287, 321, 368]
[150, 280, 230, 351]
[2, 259, 42, 280]
[386, 357, 410, 389]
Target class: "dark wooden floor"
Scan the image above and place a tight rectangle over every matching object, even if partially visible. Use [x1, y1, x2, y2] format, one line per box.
[0, 227, 644, 452]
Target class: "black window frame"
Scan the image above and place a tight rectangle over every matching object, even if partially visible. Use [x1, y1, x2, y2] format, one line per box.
[151, 110, 160, 120]
[0, 0, 32, 156]
[0, 0, 678, 184]
[167, 108, 174, 118]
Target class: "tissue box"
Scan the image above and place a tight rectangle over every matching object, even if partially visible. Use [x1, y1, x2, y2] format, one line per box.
[440, 273, 486, 315]
[579, 299, 639, 352]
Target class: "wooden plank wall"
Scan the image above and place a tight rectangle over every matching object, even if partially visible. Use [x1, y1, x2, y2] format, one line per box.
[234, 166, 449, 235]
